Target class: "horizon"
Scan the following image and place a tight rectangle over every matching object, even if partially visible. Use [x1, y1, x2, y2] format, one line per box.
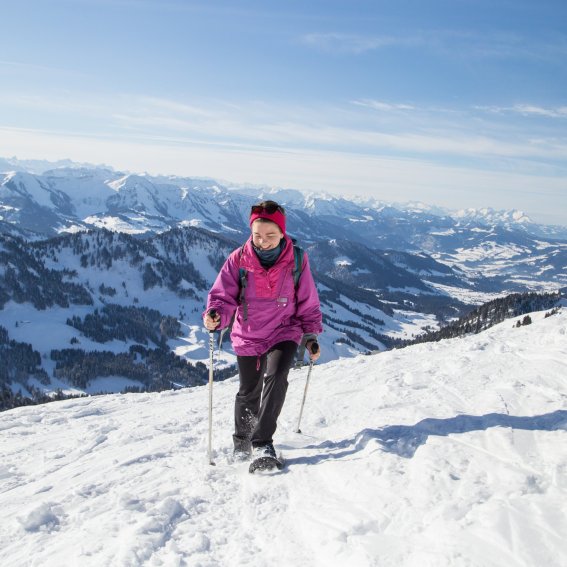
[2, 154, 564, 229]
[1, 1, 566, 225]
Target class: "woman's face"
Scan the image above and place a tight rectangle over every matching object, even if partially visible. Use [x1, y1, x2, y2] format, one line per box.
[251, 220, 283, 250]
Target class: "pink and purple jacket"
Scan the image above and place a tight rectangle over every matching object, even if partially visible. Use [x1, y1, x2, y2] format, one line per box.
[205, 235, 323, 357]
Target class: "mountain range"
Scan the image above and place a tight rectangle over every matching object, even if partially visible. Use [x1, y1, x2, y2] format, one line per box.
[1, 158, 566, 406]
[1, 158, 566, 287]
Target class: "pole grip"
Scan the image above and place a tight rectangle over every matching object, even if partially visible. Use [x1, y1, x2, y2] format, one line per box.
[207, 308, 219, 334]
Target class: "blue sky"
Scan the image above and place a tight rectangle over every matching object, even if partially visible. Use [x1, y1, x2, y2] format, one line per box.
[1, 0, 566, 225]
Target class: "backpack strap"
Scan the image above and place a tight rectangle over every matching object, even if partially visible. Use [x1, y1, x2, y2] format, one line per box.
[292, 244, 304, 287]
[238, 245, 248, 321]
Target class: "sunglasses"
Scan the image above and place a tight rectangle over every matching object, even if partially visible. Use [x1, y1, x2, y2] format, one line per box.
[250, 204, 285, 215]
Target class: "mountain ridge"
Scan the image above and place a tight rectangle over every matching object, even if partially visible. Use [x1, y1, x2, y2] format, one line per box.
[2, 160, 566, 300]
[2, 157, 567, 239]
[1, 157, 566, 408]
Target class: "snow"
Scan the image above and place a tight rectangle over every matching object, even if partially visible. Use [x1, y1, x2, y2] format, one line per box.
[454, 242, 529, 263]
[424, 282, 507, 305]
[434, 241, 567, 290]
[334, 256, 352, 267]
[348, 216, 372, 223]
[82, 215, 152, 234]
[452, 208, 532, 226]
[1, 309, 566, 566]
[429, 229, 456, 236]
[1, 171, 56, 209]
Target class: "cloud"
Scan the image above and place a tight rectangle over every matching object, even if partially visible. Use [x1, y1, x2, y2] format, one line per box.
[352, 100, 416, 112]
[512, 104, 567, 118]
[299, 29, 567, 65]
[5, 90, 567, 167]
[477, 104, 567, 119]
[111, 100, 567, 162]
[299, 33, 418, 54]
[3, 91, 567, 224]
[2, 125, 566, 225]
[135, 97, 217, 118]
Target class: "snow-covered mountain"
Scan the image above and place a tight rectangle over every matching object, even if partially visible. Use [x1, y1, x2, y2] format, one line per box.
[1, 158, 566, 295]
[0, 165, 251, 237]
[452, 207, 567, 240]
[0, 156, 110, 175]
[1, 306, 566, 566]
[3, 225, 461, 406]
[1, 157, 566, 407]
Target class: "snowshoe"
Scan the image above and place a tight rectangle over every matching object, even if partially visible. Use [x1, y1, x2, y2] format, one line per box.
[248, 444, 284, 474]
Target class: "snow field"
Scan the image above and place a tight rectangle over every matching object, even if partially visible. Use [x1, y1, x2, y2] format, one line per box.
[0, 309, 566, 566]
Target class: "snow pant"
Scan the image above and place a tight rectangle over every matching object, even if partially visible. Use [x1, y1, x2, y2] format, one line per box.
[233, 340, 298, 451]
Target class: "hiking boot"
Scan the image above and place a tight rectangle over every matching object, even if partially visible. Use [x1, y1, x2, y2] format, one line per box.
[252, 443, 277, 460]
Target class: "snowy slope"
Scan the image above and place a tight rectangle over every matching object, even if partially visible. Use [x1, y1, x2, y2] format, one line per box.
[1, 309, 566, 567]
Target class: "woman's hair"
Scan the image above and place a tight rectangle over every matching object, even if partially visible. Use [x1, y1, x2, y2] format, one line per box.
[249, 200, 286, 234]
[253, 200, 285, 214]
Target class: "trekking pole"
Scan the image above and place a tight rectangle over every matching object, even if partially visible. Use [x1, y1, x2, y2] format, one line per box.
[295, 342, 319, 434]
[207, 309, 218, 466]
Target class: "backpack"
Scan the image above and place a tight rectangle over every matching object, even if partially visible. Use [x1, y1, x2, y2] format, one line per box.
[237, 241, 304, 321]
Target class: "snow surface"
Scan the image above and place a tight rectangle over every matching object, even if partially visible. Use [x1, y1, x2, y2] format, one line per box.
[1, 309, 567, 567]
[1, 171, 56, 209]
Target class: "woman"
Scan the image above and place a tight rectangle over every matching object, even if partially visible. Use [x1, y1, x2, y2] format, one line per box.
[204, 200, 323, 462]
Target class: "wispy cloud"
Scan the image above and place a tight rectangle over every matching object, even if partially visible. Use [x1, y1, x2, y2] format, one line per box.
[3, 90, 567, 212]
[477, 104, 567, 119]
[3, 124, 566, 225]
[299, 29, 567, 63]
[90, 95, 567, 165]
[352, 99, 416, 112]
[135, 97, 216, 118]
[354, 99, 567, 124]
[5, 90, 567, 164]
[299, 33, 419, 54]
[464, 31, 567, 62]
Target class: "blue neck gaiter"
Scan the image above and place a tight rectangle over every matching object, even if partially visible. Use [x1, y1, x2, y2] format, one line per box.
[253, 239, 286, 269]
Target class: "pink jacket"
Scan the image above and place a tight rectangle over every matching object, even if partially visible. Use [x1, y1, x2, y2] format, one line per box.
[205, 235, 323, 356]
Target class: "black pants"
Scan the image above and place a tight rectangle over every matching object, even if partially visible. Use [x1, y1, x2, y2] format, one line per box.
[233, 340, 298, 450]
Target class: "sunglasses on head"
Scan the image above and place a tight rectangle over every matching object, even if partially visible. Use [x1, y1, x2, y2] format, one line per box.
[250, 204, 285, 215]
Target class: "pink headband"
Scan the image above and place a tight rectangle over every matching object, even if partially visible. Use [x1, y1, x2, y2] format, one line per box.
[249, 210, 286, 235]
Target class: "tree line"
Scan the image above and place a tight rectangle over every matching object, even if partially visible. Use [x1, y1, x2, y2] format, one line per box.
[0, 325, 50, 387]
[0, 236, 92, 310]
[66, 304, 182, 347]
[403, 291, 562, 346]
[0, 383, 87, 412]
[51, 345, 234, 391]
